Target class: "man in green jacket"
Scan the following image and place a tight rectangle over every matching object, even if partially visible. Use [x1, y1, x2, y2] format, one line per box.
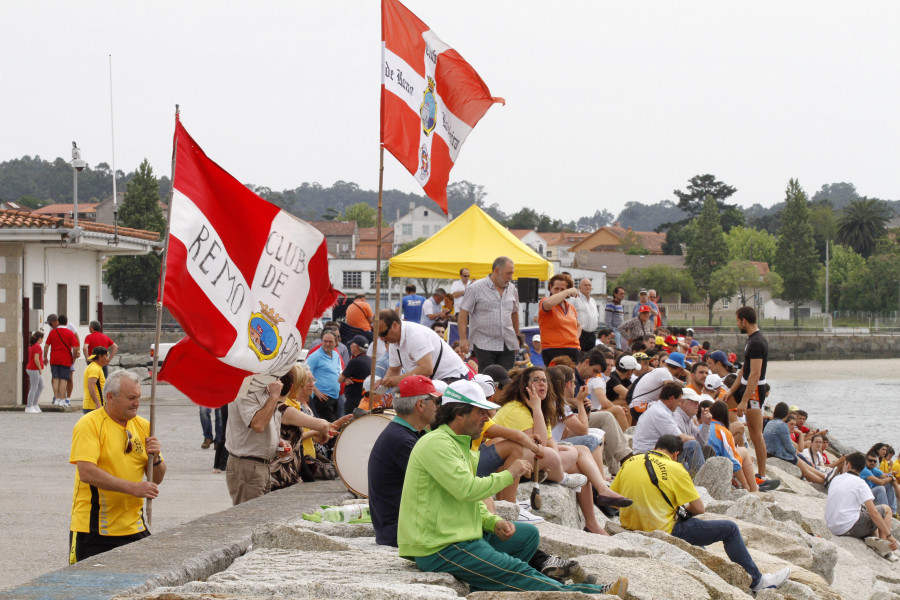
[397, 379, 628, 596]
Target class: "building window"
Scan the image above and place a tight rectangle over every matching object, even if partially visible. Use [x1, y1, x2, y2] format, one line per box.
[538, 244, 544, 255]
[402, 224, 413, 236]
[343, 271, 362, 288]
[424, 210, 429, 217]
[369, 271, 377, 287]
[57, 284, 67, 316]
[79, 286, 90, 325]
[547, 250, 553, 258]
[32, 283, 44, 310]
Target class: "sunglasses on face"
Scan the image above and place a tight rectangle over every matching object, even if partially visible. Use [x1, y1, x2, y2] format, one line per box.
[125, 430, 134, 454]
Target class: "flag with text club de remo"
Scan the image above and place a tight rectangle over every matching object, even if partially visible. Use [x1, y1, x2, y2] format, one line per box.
[158, 118, 339, 408]
[381, 0, 504, 214]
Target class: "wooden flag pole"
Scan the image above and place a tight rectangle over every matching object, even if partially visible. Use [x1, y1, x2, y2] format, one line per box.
[146, 104, 179, 525]
[368, 146, 385, 399]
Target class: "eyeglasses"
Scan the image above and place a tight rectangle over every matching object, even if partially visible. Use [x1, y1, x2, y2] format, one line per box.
[124, 430, 134, 454]
[529, 378, 548, 384]
[377, 327, 389, 339]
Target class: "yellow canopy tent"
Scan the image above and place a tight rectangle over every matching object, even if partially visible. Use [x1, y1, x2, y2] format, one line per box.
[388, 205, 553, 280]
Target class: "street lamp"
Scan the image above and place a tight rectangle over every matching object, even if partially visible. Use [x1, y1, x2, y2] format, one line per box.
[71, 141, 86, 239]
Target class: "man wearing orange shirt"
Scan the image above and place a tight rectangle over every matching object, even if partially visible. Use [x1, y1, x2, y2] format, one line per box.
[345, 293, 374, 333]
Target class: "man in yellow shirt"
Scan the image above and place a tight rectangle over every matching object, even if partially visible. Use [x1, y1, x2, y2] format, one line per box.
[69, 369, 166, 564]
[82, 346, 110, 414]
[611, 435, 790, 593]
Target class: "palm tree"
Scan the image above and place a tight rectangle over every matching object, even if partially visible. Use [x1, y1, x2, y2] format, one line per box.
[836, 198, 891, 258]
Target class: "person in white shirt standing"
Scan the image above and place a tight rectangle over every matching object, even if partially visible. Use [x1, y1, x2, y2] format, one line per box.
[450, 267, 470, 299]
[569, 278, 599, 352]
[457, 257, 520, 371]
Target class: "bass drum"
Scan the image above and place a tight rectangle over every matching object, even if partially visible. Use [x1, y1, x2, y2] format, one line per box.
[333, 411, 395, 497]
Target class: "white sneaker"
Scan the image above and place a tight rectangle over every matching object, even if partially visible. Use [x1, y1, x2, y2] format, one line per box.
[750, 566, 791, 591]
[63, 399, 71, 408]
[865, 536, 895, 558]
[24, 406, 38, 413]
[517, 506, 544, 523]
[51, 398, 59, 406]
[558, 473, 588, 491]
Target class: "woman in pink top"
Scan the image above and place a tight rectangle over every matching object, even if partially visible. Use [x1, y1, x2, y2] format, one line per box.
[25, 331, 44, 413]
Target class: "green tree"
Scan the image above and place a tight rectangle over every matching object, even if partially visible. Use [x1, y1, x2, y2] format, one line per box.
[341, 202, 378, 228]
[614, 264, 700, 303]
[808, 201, 838, 262]
[838, 239, 900, 313]
[685, 196, 730, 324]
[672, 174, 744, 231]
[103, 160, 165, 316]
[723, 226, 777, 264]
[773, 179, 819, 325]
[815, 243, 865, 311]
[836, 198, 891, 258]
[711, 260, 783, 308]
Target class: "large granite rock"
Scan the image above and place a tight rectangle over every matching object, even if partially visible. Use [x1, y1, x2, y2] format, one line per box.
[154, 547, 468, 599]
[766, 457, 802, 478]
[517, 482, 582, 530]
[694, 457, 742, 501]
[765, 463, 825, 498]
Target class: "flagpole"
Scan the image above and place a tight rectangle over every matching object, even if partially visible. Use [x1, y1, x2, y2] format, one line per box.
[369, 146, 385, 398]
[146, 104, 179, 525]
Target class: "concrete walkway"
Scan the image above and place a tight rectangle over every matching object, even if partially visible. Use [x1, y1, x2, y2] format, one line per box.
[0, 383, 344, 594]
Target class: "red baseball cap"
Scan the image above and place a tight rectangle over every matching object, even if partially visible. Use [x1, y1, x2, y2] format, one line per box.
[398, 375, 441, 398]
[665, 335, 678, 346]
[728, 352, 737, 363]
[638, 305, 652, 313]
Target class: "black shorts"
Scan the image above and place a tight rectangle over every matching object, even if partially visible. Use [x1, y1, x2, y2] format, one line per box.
[735, 385, 766, 410]
[69, 530, 150, 564]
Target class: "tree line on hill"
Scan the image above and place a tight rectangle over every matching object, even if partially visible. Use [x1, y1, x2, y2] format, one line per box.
[2, 155, 898, 321]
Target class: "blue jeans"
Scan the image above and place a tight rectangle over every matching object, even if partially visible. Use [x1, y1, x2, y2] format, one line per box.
[873, 484, 897, 512]
[679, 440, 706, 476]
[199, 407, 225, 442]
[613, 329, 624, 351]
[672, 517, 762, 588]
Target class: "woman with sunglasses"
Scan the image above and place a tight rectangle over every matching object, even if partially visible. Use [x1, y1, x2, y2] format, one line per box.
[494, 366, 630, 534]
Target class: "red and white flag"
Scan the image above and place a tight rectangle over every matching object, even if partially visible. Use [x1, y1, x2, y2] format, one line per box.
[158, 118, 339, 407]
[381, 0, 504, 214]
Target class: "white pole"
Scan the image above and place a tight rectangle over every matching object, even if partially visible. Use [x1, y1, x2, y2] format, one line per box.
[108, 55, 119, 240]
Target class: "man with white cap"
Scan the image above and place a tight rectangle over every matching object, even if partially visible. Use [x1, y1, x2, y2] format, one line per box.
[672, 387, 714, 474]
[627, 352, 686, 423]
[631, 382, 704, 475]
[398, 379, 628, 596]
[369, 375, 442, 547]
[529, 335, 544, 367]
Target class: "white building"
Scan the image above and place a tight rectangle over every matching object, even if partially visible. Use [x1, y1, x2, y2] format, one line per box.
[393, 202, 451, 252]
[0, 210, 160, 406]
[509, 230, 551, 257]
[762, 299, 823, 321]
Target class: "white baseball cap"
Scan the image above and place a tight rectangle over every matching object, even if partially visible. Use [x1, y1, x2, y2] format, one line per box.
[704, 374, 725, 391]
[443, 380, 500, 410]
[617, 355, 639, 371]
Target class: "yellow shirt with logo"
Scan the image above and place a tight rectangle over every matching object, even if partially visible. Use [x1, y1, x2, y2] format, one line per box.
[493, 400, 552, 440]
[470, 417, 496, 450]
[610, 451, 700, 534]
[82, 362, 105, 411]
[69, 409, 157, 536]
[284, 398, 316, 457]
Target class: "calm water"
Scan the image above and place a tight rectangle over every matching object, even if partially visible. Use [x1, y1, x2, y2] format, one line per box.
[765, 360, 900, 453]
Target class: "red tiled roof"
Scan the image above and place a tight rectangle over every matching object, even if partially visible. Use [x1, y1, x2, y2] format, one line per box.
[33, 203, 98, 214]
[358, 227, 394, 242]
[356, 242, 393, 259]
[541, 232, 591, 246]
[308, 221, 357, 237]
[0, 209, 160, 242]
[750, 261, 770, 275]
[508, 229, 534, 239]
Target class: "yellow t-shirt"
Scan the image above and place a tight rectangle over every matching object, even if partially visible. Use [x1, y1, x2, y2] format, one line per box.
[284, 398, 316, 458]
[471, 417, 496, 450]
[69, 409, 159, 536]
[493, 400, 552, 439]
[82, 362, 105, 411]
[610, 451, 700, 534]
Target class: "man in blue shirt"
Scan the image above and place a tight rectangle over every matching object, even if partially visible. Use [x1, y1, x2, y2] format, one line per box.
[400, 284, 426, 323]
[861, 452, 897, 513]
[529, 335, 544, 367]
[368, 375, 441, 546]
[306, 330, 343, 421]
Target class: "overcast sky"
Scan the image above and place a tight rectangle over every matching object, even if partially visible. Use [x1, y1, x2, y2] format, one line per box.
[2, 1, 899, 221]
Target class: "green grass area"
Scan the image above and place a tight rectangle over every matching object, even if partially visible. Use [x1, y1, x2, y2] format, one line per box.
[666, 316, 899, 331]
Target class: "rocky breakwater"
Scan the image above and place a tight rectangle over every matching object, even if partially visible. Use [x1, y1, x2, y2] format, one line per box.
[122, 457, 900, 600]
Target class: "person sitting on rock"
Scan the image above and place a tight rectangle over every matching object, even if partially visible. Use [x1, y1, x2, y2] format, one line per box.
[763, 402, 831, 486]
[610, 435, 792, 593]
[397, 380, 629, 596]
[706, 401, 779, 493]
[825, 451, 898, 557]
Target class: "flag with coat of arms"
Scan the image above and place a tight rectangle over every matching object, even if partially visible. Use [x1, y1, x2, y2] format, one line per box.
[158, 117, 339, 408]
[381, 0, 504, 214]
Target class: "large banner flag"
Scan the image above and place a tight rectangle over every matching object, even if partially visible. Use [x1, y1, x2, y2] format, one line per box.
[381, 0, 504, 214]
[158, 117, 339, 407]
